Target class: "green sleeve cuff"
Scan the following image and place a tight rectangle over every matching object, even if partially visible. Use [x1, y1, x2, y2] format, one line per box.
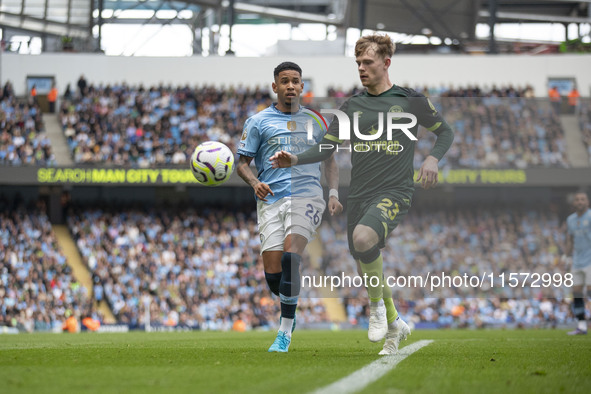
[428, 122, 454, 160]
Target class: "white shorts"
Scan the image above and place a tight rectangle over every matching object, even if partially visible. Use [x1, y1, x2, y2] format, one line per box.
[256, 196, 325, 253]
[572, 264, 591, 287]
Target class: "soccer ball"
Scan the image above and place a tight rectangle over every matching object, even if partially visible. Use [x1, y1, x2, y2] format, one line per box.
[190, 141, 235, 186]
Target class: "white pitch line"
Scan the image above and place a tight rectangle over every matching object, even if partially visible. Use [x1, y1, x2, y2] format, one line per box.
[311, 340, 434, 394]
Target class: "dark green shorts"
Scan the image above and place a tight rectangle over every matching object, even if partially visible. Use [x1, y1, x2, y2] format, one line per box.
[347, 193, 411, 259]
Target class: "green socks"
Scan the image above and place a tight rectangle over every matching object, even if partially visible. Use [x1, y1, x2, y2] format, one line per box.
[360, 252, 384, 302]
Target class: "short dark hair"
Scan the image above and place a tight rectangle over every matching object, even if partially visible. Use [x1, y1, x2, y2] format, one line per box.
[273, 62, 302, 78]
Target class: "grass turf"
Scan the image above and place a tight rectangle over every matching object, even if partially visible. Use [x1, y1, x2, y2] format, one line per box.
[0, 329, 590, 393]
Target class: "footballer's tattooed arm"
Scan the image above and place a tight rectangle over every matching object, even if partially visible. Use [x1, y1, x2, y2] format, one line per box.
[236, 155, 274, 202]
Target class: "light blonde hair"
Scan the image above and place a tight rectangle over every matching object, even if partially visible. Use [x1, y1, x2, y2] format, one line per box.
[355, 34, 395, 59]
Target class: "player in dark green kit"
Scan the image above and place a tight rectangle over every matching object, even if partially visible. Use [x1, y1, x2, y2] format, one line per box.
[270, 34, 454, 355]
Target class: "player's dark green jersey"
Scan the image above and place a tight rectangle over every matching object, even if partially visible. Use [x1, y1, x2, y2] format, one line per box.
[323, 85, 450, 200]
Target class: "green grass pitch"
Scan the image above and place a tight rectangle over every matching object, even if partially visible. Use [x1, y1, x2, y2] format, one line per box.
[1, 329, 590, 393]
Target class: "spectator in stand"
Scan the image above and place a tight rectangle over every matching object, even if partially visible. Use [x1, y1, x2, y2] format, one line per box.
[549, 85, 561, 114]
[578, 100, 591, 164]
[2, 81, 14, 100]
[64, 84, 73, 101]
[48, 84, 58, 113]
[30, 84, 37, 103]
[77, 75, 88, 97]
[567, 87, 581, 115]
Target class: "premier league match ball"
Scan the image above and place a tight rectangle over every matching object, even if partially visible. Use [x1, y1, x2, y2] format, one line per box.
[190, 141, 235, 186]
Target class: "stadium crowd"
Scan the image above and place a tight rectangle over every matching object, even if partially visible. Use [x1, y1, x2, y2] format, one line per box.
[67, 206, 328, 330]
[0, 81, 56, 166]
[1, 200, 588, 332]
[58, 83, 271, 166]
[58, 83, 572, 170]
[579, 100, 591, 165]
[0, 80, 582, 169]
[417, 96, 568, 169]
[329, 84, 568, 169]
[327, 84, 536, 99]
[0, 199, 93, 332]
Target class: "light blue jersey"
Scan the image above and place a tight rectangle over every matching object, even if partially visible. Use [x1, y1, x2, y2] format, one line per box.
[237, 104, 327, 204]
[567, 209, 591, 268]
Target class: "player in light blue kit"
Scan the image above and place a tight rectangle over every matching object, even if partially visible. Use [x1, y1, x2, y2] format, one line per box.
[563, 191, 591, 335]
[236, 62, 342, 352]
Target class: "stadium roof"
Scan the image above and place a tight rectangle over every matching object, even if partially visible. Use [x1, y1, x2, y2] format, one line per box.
[0, 0, 590, 50]
[0, 0, 91, 38]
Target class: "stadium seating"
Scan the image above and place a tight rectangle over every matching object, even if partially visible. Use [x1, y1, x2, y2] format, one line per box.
[1, 199, 586, 332]
[579, 100, 591, 165]
[57, 83, 574, 169]
[0, 82, 582, 169]
[66, 206, 328, 329]
[0, 95, 56, 166]
[419, 96, 569, 169]
[329, 84, 569, 169]
[58, 84, 271, 166]
[0, 199, 94, 332]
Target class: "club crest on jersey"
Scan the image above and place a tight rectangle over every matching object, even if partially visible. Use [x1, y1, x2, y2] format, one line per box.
[389, 105, 404, 121]
[287, 121, 297, 131]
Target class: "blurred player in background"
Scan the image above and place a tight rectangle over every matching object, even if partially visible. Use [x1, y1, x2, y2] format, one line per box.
[237, 62, 342, 352]
[564, 191, 591, 335]
[270, 34, 454, 354]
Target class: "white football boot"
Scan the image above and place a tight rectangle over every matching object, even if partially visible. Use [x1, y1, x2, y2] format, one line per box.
[368, 302, 388, 342]
[379, 317, 411, 355]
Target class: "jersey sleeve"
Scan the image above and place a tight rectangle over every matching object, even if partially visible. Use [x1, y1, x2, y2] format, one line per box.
[411, 94, 446, 133]
[237, 117, 261, 157]
[323, 99, 349, 144]
[314, 117, 327, 143]
[411, 93, 454, 160]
